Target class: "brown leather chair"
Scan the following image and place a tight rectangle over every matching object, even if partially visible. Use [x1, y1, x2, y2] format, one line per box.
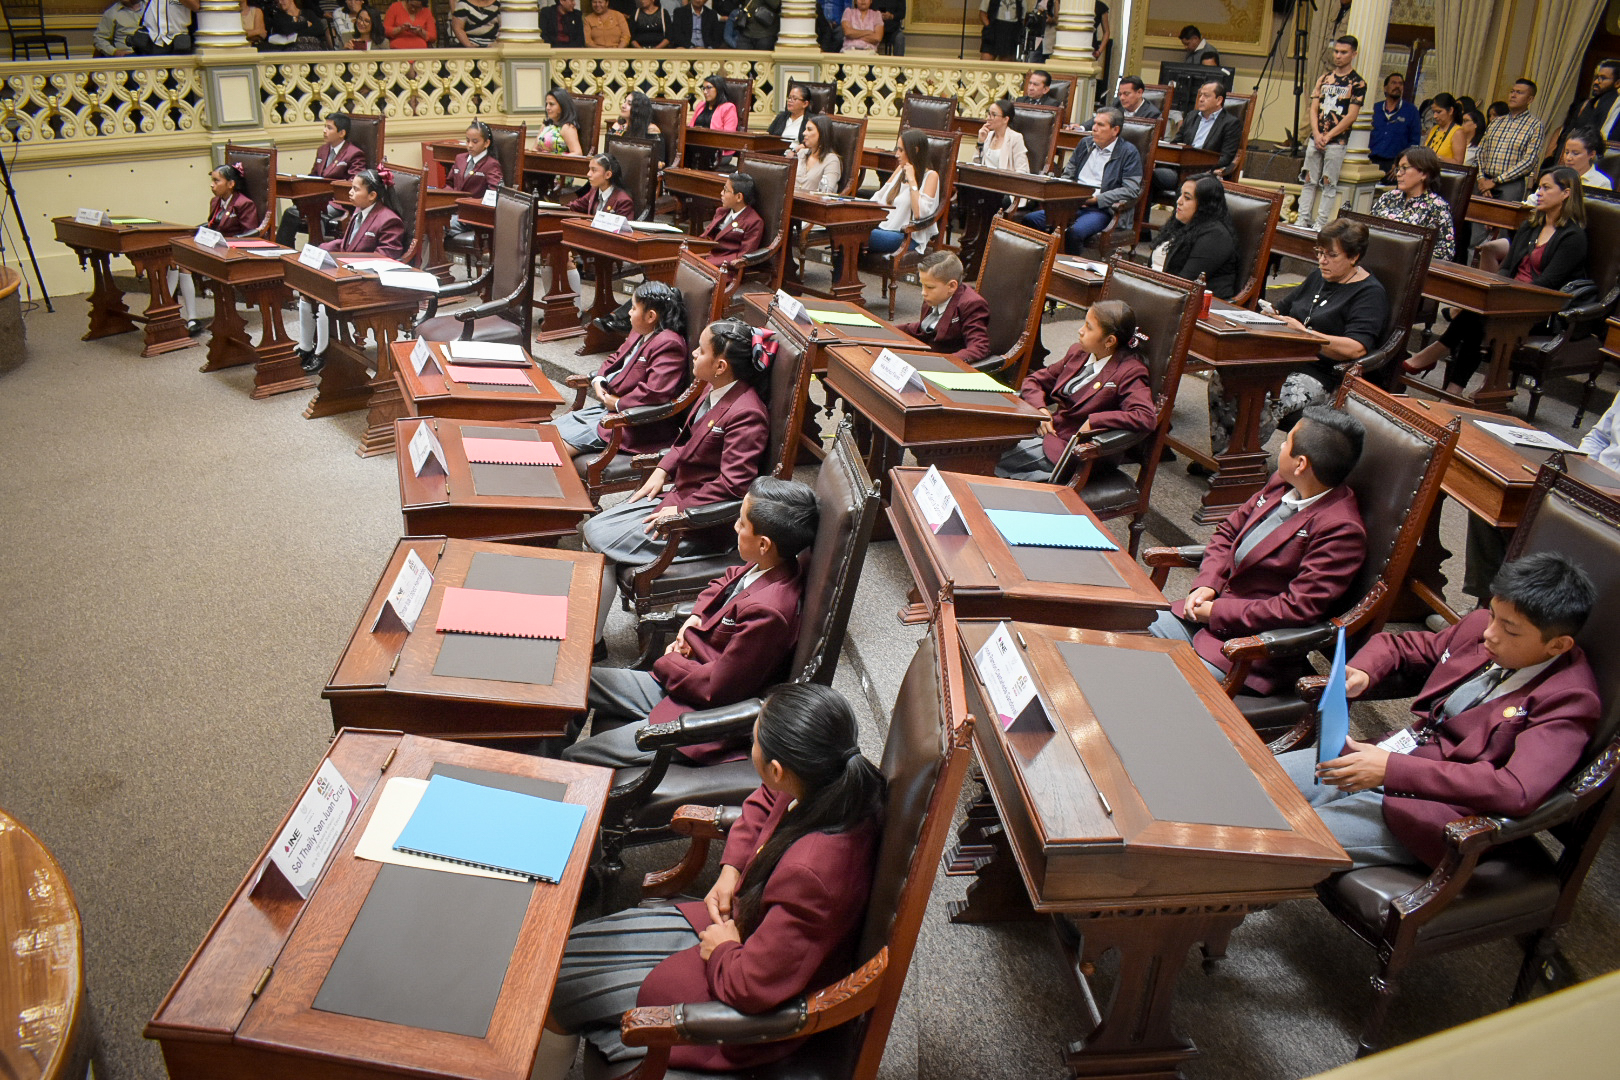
[1052, 260, 1199, 555]
[900, 92, 956, 133]
[1289, 457, 1620, 1058]
[1047, 78, 1073, 117]
[1433, 163, 1476, 262]
[223, 143, 277, 240]
[571, 92, 605, 154]
[605, 134, 662, 221]
[1223, 93, 1253, 178]
[649, 97, 688, 167]
[723, 77, 755, 129]
[790, 78, 837, 115]
[1143, 83, 1170, 118]
[1096, 115, 1163, 258]
[876, 129, 963, 319]
[1510, 193, 1620, 425]
[823, 116, 867, 196]
[1224, 180, 1283, 308]
[592, 423, 881, 869]
[387, 162, 426, 268]
[584, 597, 975, 1080]
[971, 217, 1057, 386]
[344, 112, 385, 172]
[723, 152, 797, 298]
[1009, 101, 1062, 174]
[416, 186, 538, 346]
[1147, 377, 1459, 738]
[1334, 210, 1434, 390]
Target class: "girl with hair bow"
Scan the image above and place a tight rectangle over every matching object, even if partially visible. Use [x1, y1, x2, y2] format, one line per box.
[172, 162, 264, 337]
[295, 167, 407, 373]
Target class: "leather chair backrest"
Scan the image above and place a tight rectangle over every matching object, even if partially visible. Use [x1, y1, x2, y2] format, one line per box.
[388, 163, 423, 263]
[650, 97, 688, 167]
[1340, 210, 1434, 378]
[737, 152, 796, 269]
[1118, 116, 1161, 229]
[901, 92, 956, 133]
[675, 251, 726, 353]
[788, 424, 880, 684]
[1581, 195, 1620, 307]
[1047, 79, 1072, 109]
[1603, 149, 1620, 188]
[790, 78, 837, 116]
[723, 78, 755, 130]
[1434, 164, 1476, 261]
[1100, 260, 1198, 400]
[487, 122, 525, 190]
[1143, 84, 1170, 117]
[571, 93, 604, 154]
[490, 185, 538, 338]
[1224, 93, 1253, 174]
[915, 130, 962, 240]
[761, 307, 813, 479]
[977, 217, 1056, 361]
[1009, 102, 1061, 173]
[825, 116, 868, 195]
[223, 143, 275, 238]
[605, 134, 660, 220]
[345, 113, 384, 172]
[1223, 180, 1282, 307]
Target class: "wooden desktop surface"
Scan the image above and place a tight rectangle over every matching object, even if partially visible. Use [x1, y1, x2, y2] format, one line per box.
[145, 729, 610, 1080]
[2, 809, 88, 1080]
[739, 292, 922, 373]
[824, 342, 1045, 449]
[393, 341, 564, 424]
[955, 165, 1093, 279]
[53, 217, 198, 357]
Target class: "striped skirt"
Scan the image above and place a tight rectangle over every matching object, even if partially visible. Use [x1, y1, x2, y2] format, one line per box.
[552, 903, 700, 1063]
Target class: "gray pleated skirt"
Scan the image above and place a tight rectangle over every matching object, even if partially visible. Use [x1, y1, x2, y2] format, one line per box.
[996, 436, 1056, 483]
[580, 496, 665, 566]
[553, 904, 700, 1063]
[556, 405, 609, 452]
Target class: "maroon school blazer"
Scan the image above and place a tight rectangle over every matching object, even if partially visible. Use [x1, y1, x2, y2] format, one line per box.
[898, 282, 992, 365]
[591, 327, 691, 450]
[1018, 343, 1156, 462]
[654, 380, 769, 511]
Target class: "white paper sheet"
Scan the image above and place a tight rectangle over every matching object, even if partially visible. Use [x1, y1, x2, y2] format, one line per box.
[353, 778, 528, 881]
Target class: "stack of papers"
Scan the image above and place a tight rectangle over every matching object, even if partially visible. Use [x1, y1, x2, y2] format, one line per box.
[806, 307, 881, 328]
[245, 246, 295, 257]
[379, 268, 441, 293]
[1217, 308, 1285, 326]
[920, 370, 1016, 393]
[390, 774, 587, 883]
[1059, 257, 1108, 274]
[983, 508, 1118, 551]
[1474, 420, 1578, 453]
[108, 216, 160, 225]
[341, 257, 412, 271]
[627, 221, 684, 233]
[436, 587, 568, 639]
[444, 363, 531, 386]
[461, 437, 561, 466]
[448, 341, 530, 365]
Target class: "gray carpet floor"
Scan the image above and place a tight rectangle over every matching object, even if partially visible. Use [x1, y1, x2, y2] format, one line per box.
[4, 252, 1618, 1080]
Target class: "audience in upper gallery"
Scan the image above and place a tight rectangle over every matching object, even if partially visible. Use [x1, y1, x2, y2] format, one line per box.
[1369, 72, 1422, 174]
[866, 128, 941, 257]
[239, 0, 266, 46]
[329, 0, 366, 46]
[672, 0, 723, 48]
[539, 0, 584, 46]
[451, 0, 502, 46]
[1112, 76, 1161, 120]
[767, 84, 818, 151]
[1024, 107, 1141, 255]
[732, 0, 780, 49]
[1016, 70, 1062, 109]
[795, 116, 843, 193]
[584, 0, 630, 47]
[1369, 146, 1456, 263]
[535, 88, 585, 155]
[131, 0, 198, 54]
[263, 0, 326, 50]
[872, 0, 904, 54]
[841, 0, 883, 52]
[94, 0, 145, 56]
[978, 0, 1020, 62]
[1150, 175, 1240, 300]
[1476, 79, 1543, 200]
[896, 251, 991, 365]
[1179, 24, 1220, 66]
[382, 0, 435, 46]
[1563, 127, 1612, 191]
[628, 0, 672, 47]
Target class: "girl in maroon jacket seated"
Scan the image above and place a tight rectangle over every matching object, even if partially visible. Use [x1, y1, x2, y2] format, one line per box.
[566, 153, 637, 306]
[555, 280, 691, 458]
[295, 168, 407, 373]
[699, 172, 767, 286]
[537, 682, 885, 1076]
[171, 163, 263, 336]
[996, 299, 1156, 482]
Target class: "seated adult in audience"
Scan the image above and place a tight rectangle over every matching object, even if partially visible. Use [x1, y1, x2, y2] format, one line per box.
[295, 168, 406, 374]
[94, 0, 144, 56]
[1370, 145, 1456, 263]
[131, 0, 198, 53]
[691, 75, 741, 131]
[535, 683, 883, 1077]
[240, 0, 266, 46]
[383, 0, 435, 46]
[1150, 174, 1240, 299]
[540, 0, 584, 46]
[275, 114, 366, 248]
[535, 88, 584, 155]
[329, 0, 366, 45]
[673, 0, 722, 48]
[1152, 80, 1242, 194]
[608, 91, 663, 154]
[628, 0, 671, 47]
[583, 0, 629, 45]
[896, 251, 991, 365]
[767, 83, 818, 151]
[1423, 92, 1468, 165]
[979, 0, 1019, 62]
[1278, 553, 1599, 869]
[795, 115, 843, 193]
[1406, 167, 1587, 395]
[1563, 127, 1612, 191]
[1369, 73, 1422, 174]
[997, 300, 1154, 481]
[1025, 107, 1140, 254]
[451, 0, 501, 45]
[345, 4, 381, 46]
[1209, 218, 1387, 456]
[866, 128, 940, 256]
[1153, 405, 1368, 693]
[973, 98, 1030, 176]
[1579, 387, 1620, 471]
[1113, 75, 1160, 120]
[1017, 70, 1062, 109]
[263, 0, 326, 49]
[842, 0, 883, 51]
[171, 163, 262, 336]
[1180, 24, 1220, 66]
[558, 281, 690, 458]
[733, 0, 779, 50]
[1475, 78, 1544, 201]
[873, 0, 904, 53]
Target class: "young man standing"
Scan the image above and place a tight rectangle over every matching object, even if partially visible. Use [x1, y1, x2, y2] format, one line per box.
[1476, 79, 1545, 201]
[1369, 72, 1422, 174]
[1296, 35, 1367, 231]
[1180, 25, 1219, 66]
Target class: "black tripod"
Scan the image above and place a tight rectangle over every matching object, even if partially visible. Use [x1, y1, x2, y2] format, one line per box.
[0, 142, 52, 312]
[1255, 0, 1315, 156]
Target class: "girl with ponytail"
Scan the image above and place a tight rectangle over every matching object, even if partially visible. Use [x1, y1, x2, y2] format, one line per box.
[172, 163, 264, 336]
[556, 279, 691, 457]
[538, 683, 885, 1075]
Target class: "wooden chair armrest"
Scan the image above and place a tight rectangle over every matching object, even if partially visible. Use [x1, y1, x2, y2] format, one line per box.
[1141, 544, 1206, 589]
[641, 803, 746, 898]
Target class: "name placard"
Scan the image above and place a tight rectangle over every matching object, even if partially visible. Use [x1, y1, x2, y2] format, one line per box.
[774, 288, 808, 324]
[193, 226, 225, 248]
[408, 421, 448, 478]
[871, 348, 925, 394]
[299, 243, 336, 269]
[373, 548, 435, 633]
[481, 188, 498, 207]
[913, 464, 968, 536]
[256, 760, 358, 899]
[591, 209, 629, 234]
[974, 622, 1048, 733]
[75, 208, 111, 226]
[410, 337, 439, 375]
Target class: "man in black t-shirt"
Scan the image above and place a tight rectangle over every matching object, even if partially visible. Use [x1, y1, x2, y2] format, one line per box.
[1297, 35, 1367, 230]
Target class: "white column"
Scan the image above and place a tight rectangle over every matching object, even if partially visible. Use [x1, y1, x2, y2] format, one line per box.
[500, 0, 542, 42]
[778, 0, 818, 52]
[194, 0, 251, 50]
[1340, 0, 1392, 164]
[1049, 0, 1095, 65]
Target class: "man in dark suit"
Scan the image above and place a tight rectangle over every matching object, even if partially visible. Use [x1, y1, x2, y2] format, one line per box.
[1112, 75, 1160, 120]
[897, 250, 992, 365]
[1559, 59, 1620, 151]
[1023, 106, 1141, 253]
[540, 0, 585, 46]
[1152, 78, 1242, 194]
[672, 0, 724, 47]
[1150, 405, 1368, 693]
[275, 114, 368, 247]
[1280, 553, 1600, 869]
[1016, 69, 1063, 109]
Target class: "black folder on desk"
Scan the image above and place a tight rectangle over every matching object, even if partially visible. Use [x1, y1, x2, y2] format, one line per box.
[968, 483, 1126, 589]
[465, 426, 565, 499]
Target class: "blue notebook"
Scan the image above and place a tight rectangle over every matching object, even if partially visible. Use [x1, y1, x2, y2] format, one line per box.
[392, 774, 588, 883]
[983, 508, 1118, 551]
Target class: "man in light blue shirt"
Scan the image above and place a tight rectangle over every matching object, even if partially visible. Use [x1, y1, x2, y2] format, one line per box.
[1579, 389, 1620, 471]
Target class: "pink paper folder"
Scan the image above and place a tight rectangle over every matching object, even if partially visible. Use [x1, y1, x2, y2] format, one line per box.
[444, 362, 532, 386]
[460, 437, 561, 467]
[435, 588, 569, 639]
[226, 239, 277, 248]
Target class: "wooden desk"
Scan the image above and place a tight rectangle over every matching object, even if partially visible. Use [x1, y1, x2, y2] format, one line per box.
[3, 809, 90, 1080]
[1154, 140, 1222, 181]
[53, 217, 196, 357]
[282, 255, 424, 457]
[739, 292, 923, 374]
[420, 136, 465, 184]
[1604, 316, 1620, 367]
[889, 467, 1168, 631]
[169, 237, 311, 398]
[659, 166, 725, 232]
[146, 729, 609, 1080]
[395, 417, 594, 544]
[324, 538, 602, 739]
[682, 127, 787, 167]
[559, 219, 691, 355]
[1465, 195, 1530, 231]
[393, 340, 564, 424]
[275, 174, 337, 244]
[789, 193, 898, 306]
[522, 150, 590, 200]
[955, 165, 1092, 280]
[458, 199, 588, 341]
[949, 619, 1347, 1079]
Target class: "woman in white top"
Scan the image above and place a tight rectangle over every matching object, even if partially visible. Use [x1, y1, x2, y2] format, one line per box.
[867, 128, 940, 255]
[767, 84, 816, 152]
[795, 115, 843, 194]
[975, 98, 1029, 173]
[1563, 128, 1613, 191]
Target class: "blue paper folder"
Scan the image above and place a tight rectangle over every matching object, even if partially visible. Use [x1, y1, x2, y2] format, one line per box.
[392, 774, 587, 883]
[983, 508, 1119, 551]
[1317, 626, 1352, 777]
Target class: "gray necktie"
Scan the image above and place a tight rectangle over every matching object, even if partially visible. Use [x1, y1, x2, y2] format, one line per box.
[1233, 500, 1299, 567]
[1062, 357, 1104, 398]
[1440, 664, 1511, 720]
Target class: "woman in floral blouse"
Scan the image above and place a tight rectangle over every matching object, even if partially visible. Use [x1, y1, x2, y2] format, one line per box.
[1369, 145, 1456, 263]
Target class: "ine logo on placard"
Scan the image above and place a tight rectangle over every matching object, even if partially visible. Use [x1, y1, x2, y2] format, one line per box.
[283, 828, 302, 854]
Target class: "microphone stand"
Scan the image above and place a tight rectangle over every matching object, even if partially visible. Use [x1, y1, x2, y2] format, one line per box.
[0, 126, 51, 312]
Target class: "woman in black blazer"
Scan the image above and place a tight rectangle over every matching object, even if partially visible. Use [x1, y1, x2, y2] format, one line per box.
[765, 83, 818, 150]
[1151, 174, 1241, 300]
[1406, 166, 1589, 395]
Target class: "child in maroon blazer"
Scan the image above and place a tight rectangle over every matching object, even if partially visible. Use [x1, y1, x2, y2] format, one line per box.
[443, 120, 504, 197]
[275, 113, 369, 247]
[556, 280, 692, 457]
[567, 474, 818, 769]
[896, 249, 992, 365]
[171, 162, 264, 336]
[997, 299, 1156, 481]
[1280, 553, 1600, 869]
[1150, 405, 1368, 693]
[698, 172, 766, 287]
[539, 682, 884, 1076]
[294, 168, 408, 373]
[567, 153, 638, 309]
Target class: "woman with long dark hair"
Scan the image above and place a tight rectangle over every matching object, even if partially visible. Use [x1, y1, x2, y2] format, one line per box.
[866, 127, 939, 255]
[1150, 174, 1240, 299]
[534, 682, 885, 1076]
[690, 74, 740, 130]
[535, 87, 584, 155]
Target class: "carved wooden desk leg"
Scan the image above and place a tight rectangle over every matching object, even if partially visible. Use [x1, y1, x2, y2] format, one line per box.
[1195, 367, 1289, 526]
[357, 310, 412, 457]
[303, 319, 375, 420]
[946, 784, 1003, 874]
[1470, 314, 1537, 413]
[535, 244, 585, 342]
[579, 255, 624, 356]
[79, 249, 137, 340]
[828, 225, 869, 306]
[245, 281, 313, 399]
[198, 282, 256, 372]
[947, 792, 1037, 924]
[129, 249, 197, 357]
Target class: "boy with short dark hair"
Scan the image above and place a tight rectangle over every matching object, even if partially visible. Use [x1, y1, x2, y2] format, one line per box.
[897, 250, 992, 365]
[565, 476, 820, 769]
[1282, 552, 1601, 868]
